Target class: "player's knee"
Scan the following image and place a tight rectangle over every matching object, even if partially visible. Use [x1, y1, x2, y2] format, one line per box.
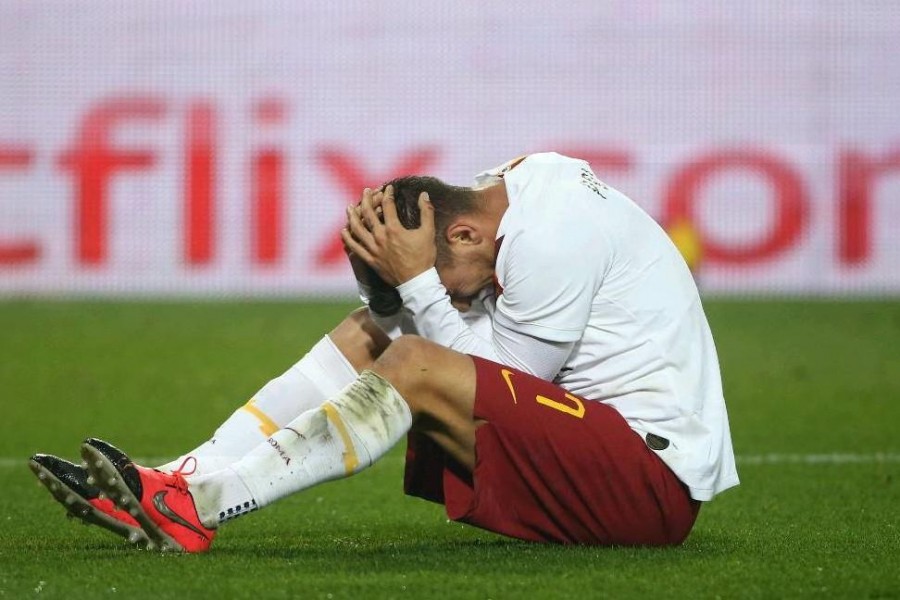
[374, 335, 429, 377]
[371, 336, 432, 404]
[328, 307, 392, 373]
[372, 335, 462, 418]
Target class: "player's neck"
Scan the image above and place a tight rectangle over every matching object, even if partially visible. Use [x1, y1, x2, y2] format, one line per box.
[475, 182, 509, 229]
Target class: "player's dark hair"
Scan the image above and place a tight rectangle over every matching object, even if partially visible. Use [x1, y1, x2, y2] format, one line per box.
[381, 175, 480, 265]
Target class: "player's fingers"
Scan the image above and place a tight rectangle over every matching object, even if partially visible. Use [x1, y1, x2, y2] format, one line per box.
[360, 189, 383, 232]
[418, 192, 435, 233]
[341, 227, 376, 265]
[356, 188, 373, 210]
[371, 187, 385, 207]
[346, 205, 377, 248]
[381, 185, 400, 228]
[341, 231, 360, 257]
[370, 190, 386, 224]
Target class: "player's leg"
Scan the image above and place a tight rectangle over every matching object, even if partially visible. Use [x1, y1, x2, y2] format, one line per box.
[155, 307, 389, 476]
[369, 335, 480, 469]
[404, 356, 702, 546]
[155, 299, 486, 476]
[187, 336, 477, 524]
[189, 336, 477, 519]
[82, 335, 478, 551]
[32, 307, 390, 547]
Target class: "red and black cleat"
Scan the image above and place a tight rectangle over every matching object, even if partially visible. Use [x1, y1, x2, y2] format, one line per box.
[29, 441, 147, 546]
[81, 439, 216, 553]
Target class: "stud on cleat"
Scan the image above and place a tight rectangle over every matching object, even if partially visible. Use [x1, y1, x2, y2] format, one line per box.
[86, 475, 95, 485]
[37, 472, 47, 481]
[128, 531, 142, 544]
[65, 494, 76, 505]
[107, 477, 117, 486]
[97, 491, 106, 500]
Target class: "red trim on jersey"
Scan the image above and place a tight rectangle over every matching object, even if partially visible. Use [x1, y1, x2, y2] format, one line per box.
[496, 155, 528, 177]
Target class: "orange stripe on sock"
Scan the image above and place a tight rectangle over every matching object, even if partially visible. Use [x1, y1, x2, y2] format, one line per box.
[240, 399, 280, 437]
[322, 403, 359, 475]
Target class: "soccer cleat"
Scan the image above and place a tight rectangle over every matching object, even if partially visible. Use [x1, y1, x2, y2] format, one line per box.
[29, 448, 148, 546]
[81, 440, 215, 553]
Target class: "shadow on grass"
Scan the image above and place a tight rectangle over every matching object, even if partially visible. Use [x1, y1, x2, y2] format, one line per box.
[202, 528, 734, 574]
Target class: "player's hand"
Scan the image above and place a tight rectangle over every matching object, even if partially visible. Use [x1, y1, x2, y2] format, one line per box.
[342, 188, 385, 284]
[342, 185, 436, 287]
[342, 191, 404, 316]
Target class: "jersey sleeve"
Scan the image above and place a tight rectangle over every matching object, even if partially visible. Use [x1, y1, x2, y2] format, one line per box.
[397, 268, 575, 380]
[494, 199, 612, 343]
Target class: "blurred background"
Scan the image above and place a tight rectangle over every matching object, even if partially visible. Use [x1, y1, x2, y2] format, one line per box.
[1, 0, 898, 299]
[1, 4, 899, 594]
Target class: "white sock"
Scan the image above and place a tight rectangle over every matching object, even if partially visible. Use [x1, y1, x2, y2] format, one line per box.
[156, 336, 357, 477]
[189, 370, 413, 527]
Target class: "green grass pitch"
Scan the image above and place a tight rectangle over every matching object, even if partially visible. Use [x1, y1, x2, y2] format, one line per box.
[1, 300, 898, 598]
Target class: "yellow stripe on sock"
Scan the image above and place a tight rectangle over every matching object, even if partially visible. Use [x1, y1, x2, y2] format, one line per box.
[240, 399, 280, 437]
[322, 403, 359, 475]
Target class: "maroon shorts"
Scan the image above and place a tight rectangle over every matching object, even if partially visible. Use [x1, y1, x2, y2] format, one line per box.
[403, 356, 700, 546]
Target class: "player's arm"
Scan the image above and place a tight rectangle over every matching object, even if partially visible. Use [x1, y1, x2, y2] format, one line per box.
[395, 231, 594, 379]
[396, 184, 612, 380]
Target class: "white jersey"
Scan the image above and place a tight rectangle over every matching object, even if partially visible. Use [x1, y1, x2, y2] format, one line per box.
[385, 152, 738, 501]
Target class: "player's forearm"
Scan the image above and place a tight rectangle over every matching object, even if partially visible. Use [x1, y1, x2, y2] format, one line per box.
[396, 268, 498, 360]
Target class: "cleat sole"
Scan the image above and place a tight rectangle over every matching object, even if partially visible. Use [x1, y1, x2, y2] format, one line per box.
[81, 444, 184, 553]
[28, 458, 148, 546]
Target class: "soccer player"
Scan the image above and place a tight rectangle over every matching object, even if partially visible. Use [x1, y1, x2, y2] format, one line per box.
[32, 152, 738, 552]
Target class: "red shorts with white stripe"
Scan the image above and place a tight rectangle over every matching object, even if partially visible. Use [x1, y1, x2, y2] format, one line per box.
[403, 356, 700, 546]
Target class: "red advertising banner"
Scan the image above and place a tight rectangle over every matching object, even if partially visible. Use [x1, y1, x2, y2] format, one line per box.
[1, 1, 898, 296]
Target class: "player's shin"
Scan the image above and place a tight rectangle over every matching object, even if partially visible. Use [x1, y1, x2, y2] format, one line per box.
[156, 336, 357, 476]
[188, 370, 412, 528]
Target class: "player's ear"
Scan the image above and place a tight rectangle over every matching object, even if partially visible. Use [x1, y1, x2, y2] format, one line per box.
[446, 221, 482, 246]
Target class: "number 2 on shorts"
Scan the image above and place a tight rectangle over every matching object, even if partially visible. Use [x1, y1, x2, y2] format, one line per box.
[501, 367, 585, 419]
[536, 393, 586, 419]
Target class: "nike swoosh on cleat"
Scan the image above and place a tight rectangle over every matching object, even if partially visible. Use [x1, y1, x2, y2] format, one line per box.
[152, 491, 210, 539]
